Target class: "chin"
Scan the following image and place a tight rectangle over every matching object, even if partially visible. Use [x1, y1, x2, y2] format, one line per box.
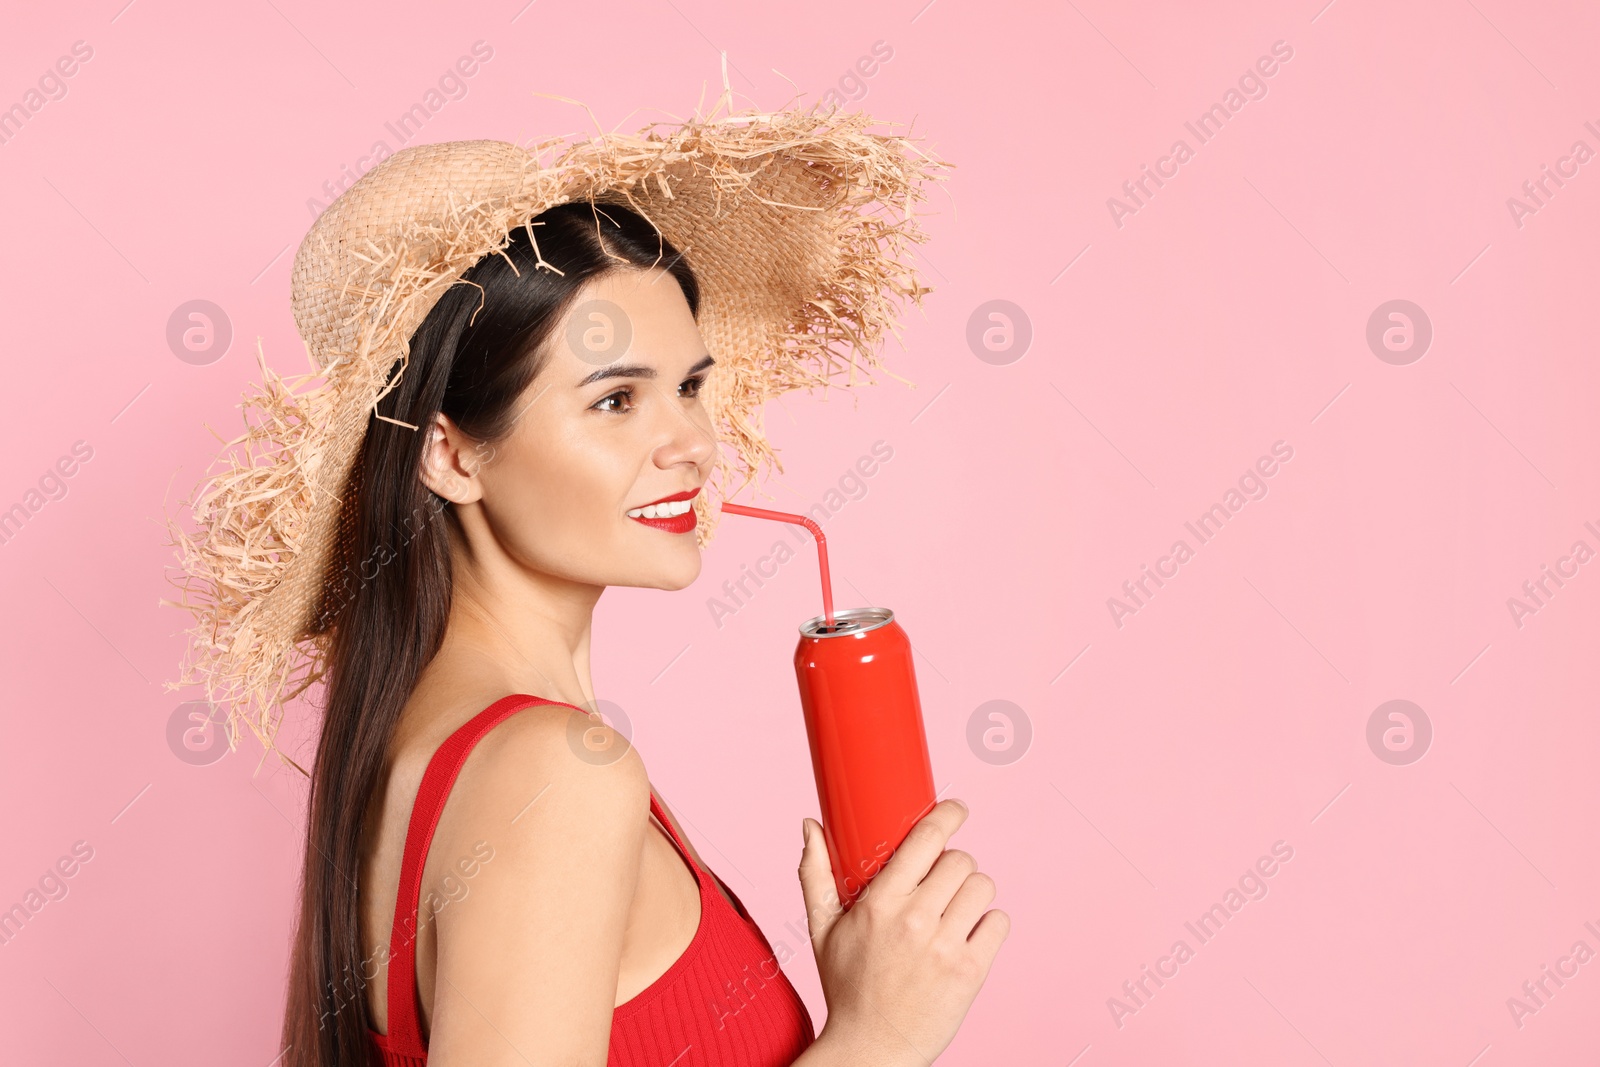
[611, 519, 703, 590]
[654, 552, 703, 591]
[620, 545, 702, 591]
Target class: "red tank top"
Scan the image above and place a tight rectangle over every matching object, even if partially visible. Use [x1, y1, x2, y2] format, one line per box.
[367, 694, 816, 1066]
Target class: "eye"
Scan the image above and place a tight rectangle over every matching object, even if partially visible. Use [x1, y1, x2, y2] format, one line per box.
[592, 386, 634, 414]
[679, 374, 707, 399]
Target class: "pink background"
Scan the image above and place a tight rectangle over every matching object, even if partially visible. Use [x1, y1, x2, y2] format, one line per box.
[2, 1, 1597, 1063]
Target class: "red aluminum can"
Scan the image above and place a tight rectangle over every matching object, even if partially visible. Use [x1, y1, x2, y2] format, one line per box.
[794, 607, 937, 909]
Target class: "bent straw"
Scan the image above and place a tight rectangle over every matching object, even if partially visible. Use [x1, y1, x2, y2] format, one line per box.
[719, 503, 834, 625]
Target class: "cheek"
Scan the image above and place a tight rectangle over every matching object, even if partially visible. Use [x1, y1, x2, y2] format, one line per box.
[495, 425, 633, 550]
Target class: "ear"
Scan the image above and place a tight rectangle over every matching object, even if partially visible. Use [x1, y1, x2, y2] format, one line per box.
[418, 412, 488, 504]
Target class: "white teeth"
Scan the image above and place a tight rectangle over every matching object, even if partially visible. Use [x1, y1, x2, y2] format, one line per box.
[627, 497, 695, 519]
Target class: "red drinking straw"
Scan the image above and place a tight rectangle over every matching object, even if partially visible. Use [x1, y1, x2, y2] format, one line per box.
[719, 502, 834, 626]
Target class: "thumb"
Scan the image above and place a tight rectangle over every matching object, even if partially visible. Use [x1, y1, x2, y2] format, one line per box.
[797, 818, 843, 944]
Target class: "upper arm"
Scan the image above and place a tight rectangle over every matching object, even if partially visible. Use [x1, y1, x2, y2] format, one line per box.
[422, 704, 649, 1067]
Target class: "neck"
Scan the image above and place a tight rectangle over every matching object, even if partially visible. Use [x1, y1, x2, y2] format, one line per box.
[444, 522, 605, 713]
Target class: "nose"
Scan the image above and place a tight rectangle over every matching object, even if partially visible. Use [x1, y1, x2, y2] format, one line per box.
[650, 393, 716, 474]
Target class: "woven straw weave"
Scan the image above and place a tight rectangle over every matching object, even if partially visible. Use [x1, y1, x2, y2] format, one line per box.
[162, 95, 949, 770]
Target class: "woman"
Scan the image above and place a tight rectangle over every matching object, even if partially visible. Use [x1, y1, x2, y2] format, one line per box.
[169, 114, 1007, 1067]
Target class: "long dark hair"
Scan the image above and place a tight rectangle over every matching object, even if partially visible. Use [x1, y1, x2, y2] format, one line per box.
[280, 199, 701, 1067]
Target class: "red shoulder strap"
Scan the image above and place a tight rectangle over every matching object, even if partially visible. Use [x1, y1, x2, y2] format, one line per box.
[647, 791, 701, 878]
[382, 694, 576, 1056]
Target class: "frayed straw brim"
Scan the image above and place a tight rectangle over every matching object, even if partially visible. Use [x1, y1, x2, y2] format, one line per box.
[161, 84, 950, 771]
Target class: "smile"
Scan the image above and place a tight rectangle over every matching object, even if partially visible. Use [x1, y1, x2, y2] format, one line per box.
[627, 488, 699, 534]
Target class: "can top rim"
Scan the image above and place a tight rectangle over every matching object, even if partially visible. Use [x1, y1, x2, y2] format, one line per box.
[799, 606, 894, 638]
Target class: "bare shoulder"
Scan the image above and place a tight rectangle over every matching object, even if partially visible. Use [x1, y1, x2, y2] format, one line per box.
[440, 701, 650, 836]
[419, 703, 651, 1063]
[428, 702, 651, 889]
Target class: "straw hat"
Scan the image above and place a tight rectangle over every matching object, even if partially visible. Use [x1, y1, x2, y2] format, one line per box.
[161, 84, 949, 768]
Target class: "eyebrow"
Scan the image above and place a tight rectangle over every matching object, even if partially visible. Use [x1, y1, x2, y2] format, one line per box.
[578, 354, 715, 387]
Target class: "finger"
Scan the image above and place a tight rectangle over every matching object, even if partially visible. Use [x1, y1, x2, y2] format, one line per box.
[938, 869, 997, 939]
[965, 908, 1011, 965]
[871, 799, 969, 897]
[912, 848, 977, 914]
[797, 818, 844, 942]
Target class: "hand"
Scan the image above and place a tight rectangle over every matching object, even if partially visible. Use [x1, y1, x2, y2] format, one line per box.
[796, 800, 1009, 1066]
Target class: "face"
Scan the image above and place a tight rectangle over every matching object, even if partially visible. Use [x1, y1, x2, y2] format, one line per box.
[422, 267, 717, 591]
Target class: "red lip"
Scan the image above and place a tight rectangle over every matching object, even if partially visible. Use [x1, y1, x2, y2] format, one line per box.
[638, 488, 700, 508]
[628, 487, 701, 535]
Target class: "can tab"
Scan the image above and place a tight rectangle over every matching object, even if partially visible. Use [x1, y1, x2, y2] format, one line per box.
[800, 606, 895, 639]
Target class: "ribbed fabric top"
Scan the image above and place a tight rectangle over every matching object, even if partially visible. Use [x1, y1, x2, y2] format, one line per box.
[367, 694, 815, 1066]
